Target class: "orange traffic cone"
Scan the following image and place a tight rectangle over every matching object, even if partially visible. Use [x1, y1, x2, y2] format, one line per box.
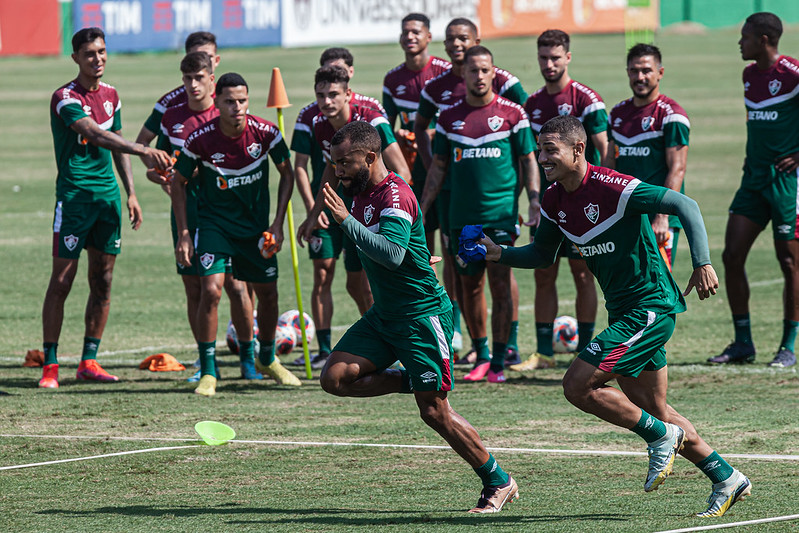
[267, 67, 291, 109]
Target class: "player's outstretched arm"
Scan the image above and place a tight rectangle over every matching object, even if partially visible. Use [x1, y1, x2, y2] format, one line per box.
[110, 131, 142, 230]
[653, 188, 711, 273]
[267, 159, 295, 253]
[489, 218, 562, 269]
[135, 124, 158, 169]
[71, 117, 172, 170]
[169, 171, 193, 268]
[297, 162, 338, 246]
[651, 144, 689, 243]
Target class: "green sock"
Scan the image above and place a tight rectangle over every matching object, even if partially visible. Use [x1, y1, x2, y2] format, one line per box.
[258, 340, 276, 366]
[81, 337, 101, 361]
[696, 451, 735, 484]
[198, 341, 216, 377]
[490, 342, 507, 372]
[630, 409, 667, 443]
[577, 322, 594, 352]
[317, 328, 332, 356]
[473, 337, 490, 363]
[238, 339, 255, 363]
[779, 320, 799, 352]
[474, 453, 510, 488]
[507, 321, 519, 351]
[451, 299, 461, 334]
[43, 342, 58, 366]
[732, 314, 753, 345]
[536, 322, 554, 356]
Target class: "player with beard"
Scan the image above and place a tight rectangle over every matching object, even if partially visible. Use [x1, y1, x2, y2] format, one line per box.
[319, 120, 518, 513]
[511, 29, 607, 372]
[468, 114, 751, 518]
[421, 46, 538, 383]
[604, 43, 690, 270]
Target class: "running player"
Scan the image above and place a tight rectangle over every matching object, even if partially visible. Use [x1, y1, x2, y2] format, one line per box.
[511, 29, 605, 372]
[291, 47, 385, 369]
[171, 73, 300, 396]
[40, 27, 171, 388]
[711, 12, 799, 368]
[421, 46, 538, 383]
[469, 115, 751, 518]
[415, 17, 529, 366]
[320, 120, 518, 514]
[383, 13, 451, 253]
[156, 52, 258, 380]
[605, 43, 689, 270]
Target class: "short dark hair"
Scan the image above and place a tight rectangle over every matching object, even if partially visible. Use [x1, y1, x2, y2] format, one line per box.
[627, 43, 662, 66]
[185, 31, 217, 53]
[332, 121, 382, 154]
[540, 115, 587, 145]
[180, 51, 213, 75]
[402, 13, 430, 29]
[745, 12, 782, 46]
[446, 17, 478, 36]
[72, 27, 105, 53]
[320, 47, 354, 67]
[538, 29, 570, 51]
[314, 65, 350, 88]
[216, 72, 248, 93]
[464, 45, 493, 64]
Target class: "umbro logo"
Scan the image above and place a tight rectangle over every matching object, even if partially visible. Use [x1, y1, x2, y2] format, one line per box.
[396, 84, 406, 95]
[172, 123, 185, 133]
[587, 342, 600, 353]
[702, 460, 721, 472]
[420, 371, 437, 383]
[211, 152, 225, 164]
[777, 224, 791, 234]
[441, 90, 453, 101]
[558, 210, 567, 223]
[614, 117, 622, 127]
[452, 120, 466, 130]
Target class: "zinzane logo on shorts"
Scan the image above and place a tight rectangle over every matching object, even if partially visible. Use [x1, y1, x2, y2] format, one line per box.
[200, 253, 215, 269]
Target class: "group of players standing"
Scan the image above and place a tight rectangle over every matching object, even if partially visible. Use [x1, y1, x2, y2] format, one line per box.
[41, 9, 799, 516]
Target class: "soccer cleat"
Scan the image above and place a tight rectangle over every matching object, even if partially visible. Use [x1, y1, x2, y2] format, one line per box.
[468, 476, 519, 513]
[696, 470, 752, 518]
[187, 364, 221, 383]
[38, 364, 59, 389]
[644, 423, 686, 492]
[76, 360, 119, 382]
[463, 361, 491, 381]
[290, 353, 329, 369]
[452, 331, 463, 352]
[504, 347, 522, 367]
[240, 360, 263, 380]
[707, 342, 755, 364]
[487, 369, 506, 383]
[194, 375, 217, 397]
[767, 349, 796, 368]
[256, 359, 301, 386]
[454, 349, 476, 366]
[509, 352, 555, 372]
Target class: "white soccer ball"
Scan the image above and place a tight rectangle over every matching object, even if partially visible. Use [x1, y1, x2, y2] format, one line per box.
[553, 315, 579, 353]
[278, 309, 315, 344]
[225, 317, 260, 355]
[275, 324, 297, 355]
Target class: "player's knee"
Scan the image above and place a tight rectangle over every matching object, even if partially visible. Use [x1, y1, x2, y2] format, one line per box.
[721, 246, 742, 268]
[535, 268, 557, 286]
[89, 269, 114, 300]
[417, 402, 446, 431]
[561, 372, 588, 407]
[319, 364, 348, 396]
[775, 250, 798, 274]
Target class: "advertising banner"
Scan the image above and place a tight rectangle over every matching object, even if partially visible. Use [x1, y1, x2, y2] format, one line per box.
[280, 0, 478, 48]
[72, 0, 281, 52]
[0, 0, 61, 56]
[477, 0, 629, 38]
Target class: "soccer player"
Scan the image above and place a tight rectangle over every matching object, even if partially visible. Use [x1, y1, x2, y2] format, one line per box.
[291, 47, 385, 369]
[156, 52, 257, 380]
[421, 46, 538, 383]
[319, 120, 518, 513]
[470, 115, 751, 518]
[415, 17, 529, 365]
[171, 73, 300, 396]
[711, 12, 799, 368]
[511, 29, 606, 372]
[383, 13, 451, 252]
[41, 27, 172, 388]
[605, 43, 690, 270]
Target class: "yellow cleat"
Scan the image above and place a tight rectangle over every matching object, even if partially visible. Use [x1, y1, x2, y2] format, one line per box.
[255, 359, 301, 387]
[509, 353, 555, 371]
[194, 375, 217, 397]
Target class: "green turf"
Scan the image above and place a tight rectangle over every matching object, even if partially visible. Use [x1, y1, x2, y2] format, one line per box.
[1, 27, 798, 532]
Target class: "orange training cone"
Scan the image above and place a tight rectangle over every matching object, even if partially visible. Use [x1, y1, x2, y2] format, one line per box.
[267, 67, 291, 109]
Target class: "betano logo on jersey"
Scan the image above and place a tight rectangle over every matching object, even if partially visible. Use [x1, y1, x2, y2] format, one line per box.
[216, 170, 263, 190]
[618, 146, 651, 157]
[748, 110, 779, 121]
[577, 241, 615, 257]
[453, 146, 502, 162]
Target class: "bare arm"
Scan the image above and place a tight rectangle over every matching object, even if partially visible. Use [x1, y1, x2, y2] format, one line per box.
[413, 114, 434, 170]
[602, 138, 617, 169]
[297, 162, 339, 246]
[419, 154, 448, 217]
[71, 116, 172, 170]
[267, 158, 295, 253]
[293, 152, 315, 213]
[652, 144, 689, 243]
[135, 124, 158, 169]
[109, 131, 143, 230]
[169, 171, 193, 268]
[591, 130, 609, 166]
[382, 142, 412, 181]
[519, 151, 541, 228]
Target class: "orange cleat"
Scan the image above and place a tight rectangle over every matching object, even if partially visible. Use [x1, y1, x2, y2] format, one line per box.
[76, 360, 119, 382]
[38, 363, 59, 388]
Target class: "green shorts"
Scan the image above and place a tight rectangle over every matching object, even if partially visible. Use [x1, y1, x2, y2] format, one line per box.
[729, 165, 799, 241]
[195, 227, 277, 283]
[334, 306, 454, 392]
[450, 226, 515, 276]
[52, 198, 121, 259]
[578, 309, 674, 378]
[308, 224, 343, 261]
[170, 204, 233, 276]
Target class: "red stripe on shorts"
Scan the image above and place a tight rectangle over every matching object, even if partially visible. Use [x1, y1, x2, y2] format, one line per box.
[52, 232, 60, 257]
[441, 358, 452, 392]
[599, 344, 629, 373]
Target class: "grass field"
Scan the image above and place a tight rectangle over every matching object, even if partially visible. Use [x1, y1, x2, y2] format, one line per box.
[1, 26, 798, 532]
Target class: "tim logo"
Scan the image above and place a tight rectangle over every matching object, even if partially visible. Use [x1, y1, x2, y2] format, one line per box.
[200, 253, 214, 269]
[584, 203, 599, 224]
[64, 234, 79, 251]
[641, 116, 654, 131]
[487, 115, 504, 132]
[769, 79, 782, 96]
[247, 142, 262, 159]
[364, 204, 375, 225]
[558, 103, 573, 116]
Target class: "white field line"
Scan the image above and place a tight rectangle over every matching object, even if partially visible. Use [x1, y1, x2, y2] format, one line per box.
[0, 444, 201, 471]
[652, 514, 799, 533]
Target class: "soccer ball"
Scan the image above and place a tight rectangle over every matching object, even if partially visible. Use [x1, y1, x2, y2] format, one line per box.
[553, 315, 579, 353]
[278, 309, 315, 344]
[275, 324, 297, 355]
[225, 316, 260, 355]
